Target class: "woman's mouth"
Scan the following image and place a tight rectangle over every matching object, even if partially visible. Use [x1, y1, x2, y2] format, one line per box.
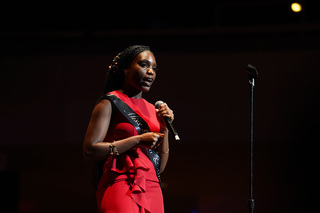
[142, 77, 153, 86]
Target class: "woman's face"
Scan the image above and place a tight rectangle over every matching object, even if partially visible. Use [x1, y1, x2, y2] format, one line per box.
[124, 51, 157, 93]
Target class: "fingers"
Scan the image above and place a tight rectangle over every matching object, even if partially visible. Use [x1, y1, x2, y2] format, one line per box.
[156, 103, 174, 121]
[151, 132, 162, 141]
[144, 132, 164, 149]
[150, 141, 158, 149]
[153, 133, 164, 148]
[139, 132, 164, 149]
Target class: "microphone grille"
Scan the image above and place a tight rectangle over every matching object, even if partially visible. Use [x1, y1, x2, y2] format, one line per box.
[155, 100, 164, 108]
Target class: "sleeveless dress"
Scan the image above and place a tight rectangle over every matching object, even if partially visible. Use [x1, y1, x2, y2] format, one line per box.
[96, 90, 164, 213]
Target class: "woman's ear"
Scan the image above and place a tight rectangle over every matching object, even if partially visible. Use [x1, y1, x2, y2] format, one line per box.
[123, 68, 129, 75]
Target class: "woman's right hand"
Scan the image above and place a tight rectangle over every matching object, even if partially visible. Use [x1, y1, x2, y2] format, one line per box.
[138, 132, 164, 149]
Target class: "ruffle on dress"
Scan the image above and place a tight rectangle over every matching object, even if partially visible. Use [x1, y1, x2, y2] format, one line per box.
[97, 148, 158, 213]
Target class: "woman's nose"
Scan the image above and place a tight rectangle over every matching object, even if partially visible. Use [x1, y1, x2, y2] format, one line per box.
[146, 67, 154, 74]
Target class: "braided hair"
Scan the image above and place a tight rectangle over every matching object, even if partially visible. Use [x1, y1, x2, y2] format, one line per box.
[104, 45, 151, 94]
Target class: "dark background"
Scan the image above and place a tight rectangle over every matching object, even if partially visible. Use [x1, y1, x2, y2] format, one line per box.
[1, 1, 319, 212]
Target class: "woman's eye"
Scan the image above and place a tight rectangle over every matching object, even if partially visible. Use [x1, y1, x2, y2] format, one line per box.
[139, 62, 148, 68]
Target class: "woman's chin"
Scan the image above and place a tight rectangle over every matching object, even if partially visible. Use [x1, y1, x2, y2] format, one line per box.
[141, 85, 152, 92]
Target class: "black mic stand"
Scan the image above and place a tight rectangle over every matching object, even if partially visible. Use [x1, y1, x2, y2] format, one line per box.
[246, 64, 258, 213]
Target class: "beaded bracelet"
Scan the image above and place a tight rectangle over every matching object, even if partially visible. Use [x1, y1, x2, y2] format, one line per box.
[112, 141, 119, 156]
[109, 143, 114, 156]
[109, 141, 119, 156]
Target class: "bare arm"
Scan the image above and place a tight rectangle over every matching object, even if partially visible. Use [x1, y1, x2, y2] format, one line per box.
[83, 99, 163, 162]
[155, 102, 174, 173]
[157, 128, 169, 173]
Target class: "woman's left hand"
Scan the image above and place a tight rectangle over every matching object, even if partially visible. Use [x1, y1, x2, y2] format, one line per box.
[156, 102, 174, 130]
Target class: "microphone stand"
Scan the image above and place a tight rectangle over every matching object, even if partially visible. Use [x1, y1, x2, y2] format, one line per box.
[246, 64, 258, 213]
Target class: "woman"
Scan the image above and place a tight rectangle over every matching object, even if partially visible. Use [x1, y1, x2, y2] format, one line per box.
[83, 45, 174, 213]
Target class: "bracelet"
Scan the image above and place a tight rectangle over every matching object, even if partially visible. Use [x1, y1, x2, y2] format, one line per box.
[109, 141, 119, 156]
[112, 141, 119, 156]
[109, 143, 114, 156]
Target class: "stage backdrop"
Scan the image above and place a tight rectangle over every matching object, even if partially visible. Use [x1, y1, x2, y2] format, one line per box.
[0, 27, 319, 213]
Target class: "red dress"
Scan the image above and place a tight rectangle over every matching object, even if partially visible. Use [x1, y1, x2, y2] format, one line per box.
[96, 91, 164, 213]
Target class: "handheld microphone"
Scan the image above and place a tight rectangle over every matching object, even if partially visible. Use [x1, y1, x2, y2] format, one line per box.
[155, 100, 180, 141]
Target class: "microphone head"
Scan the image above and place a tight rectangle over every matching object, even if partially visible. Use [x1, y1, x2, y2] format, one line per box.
[246, 64, 258, 79]
[155, 100, 164, 108]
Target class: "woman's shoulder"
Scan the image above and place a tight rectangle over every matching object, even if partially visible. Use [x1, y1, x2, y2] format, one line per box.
[104, 90, 119, 97]
[94, 99, 112, 114]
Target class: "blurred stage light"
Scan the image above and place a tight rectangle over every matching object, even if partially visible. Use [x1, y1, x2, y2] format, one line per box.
[291, 3, 302, 12]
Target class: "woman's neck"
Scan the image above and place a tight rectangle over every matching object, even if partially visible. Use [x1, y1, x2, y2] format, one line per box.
[118, 89, 143, 99]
